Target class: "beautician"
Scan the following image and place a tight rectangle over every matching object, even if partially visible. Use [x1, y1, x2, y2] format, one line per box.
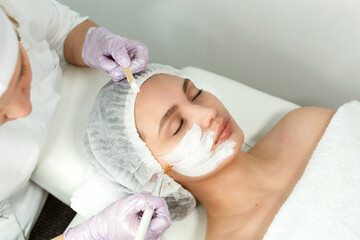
[0, 0, 170, 239]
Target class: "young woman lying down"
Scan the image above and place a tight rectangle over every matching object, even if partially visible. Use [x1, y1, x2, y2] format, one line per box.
[76, 64, 360, 240]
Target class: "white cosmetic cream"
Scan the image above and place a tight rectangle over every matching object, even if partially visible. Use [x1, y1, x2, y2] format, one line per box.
[160, 124, 236, 177]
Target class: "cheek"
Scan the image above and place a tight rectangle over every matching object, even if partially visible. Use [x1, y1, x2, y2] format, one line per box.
[148, 140, 178, 167]
[160, 124, 237, 177]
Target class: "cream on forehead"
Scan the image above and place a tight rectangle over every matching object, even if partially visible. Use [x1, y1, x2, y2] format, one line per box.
[160, 124, 236, 177]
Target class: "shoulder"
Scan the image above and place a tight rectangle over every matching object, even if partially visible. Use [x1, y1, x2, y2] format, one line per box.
[274, 106, 336, 154]
[278, 106, 336, 140]
[282, 106, 336, 124]
[249, 106, 336, 159]
[279, 106, 336, 136]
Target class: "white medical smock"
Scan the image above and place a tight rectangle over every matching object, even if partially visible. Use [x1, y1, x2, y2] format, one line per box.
[0, 0, 87, 239]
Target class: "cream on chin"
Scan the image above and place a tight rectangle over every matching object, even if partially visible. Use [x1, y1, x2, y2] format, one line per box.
[160, 124, 236, 177]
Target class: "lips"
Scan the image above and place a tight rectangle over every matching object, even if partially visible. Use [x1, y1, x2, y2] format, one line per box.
[214, 117, 232, 145]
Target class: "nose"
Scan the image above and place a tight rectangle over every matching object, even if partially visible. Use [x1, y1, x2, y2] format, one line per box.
[5, 93, 32, 120]
[186, 104, 216, 130]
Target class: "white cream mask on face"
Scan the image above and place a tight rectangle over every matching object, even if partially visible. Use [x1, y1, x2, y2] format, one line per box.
[160, 124, 236, 177]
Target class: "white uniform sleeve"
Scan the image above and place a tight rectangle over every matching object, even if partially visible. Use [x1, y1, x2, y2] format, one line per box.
[39, 0, 88, 61]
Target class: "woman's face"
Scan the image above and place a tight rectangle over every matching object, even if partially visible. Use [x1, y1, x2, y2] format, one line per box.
[135, 74, 244, 182]
[0, 42, 32, 126]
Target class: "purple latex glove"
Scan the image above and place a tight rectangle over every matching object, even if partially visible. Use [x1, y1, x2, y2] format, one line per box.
[64, 192, 171, 240]
[82, 27, 149, 81]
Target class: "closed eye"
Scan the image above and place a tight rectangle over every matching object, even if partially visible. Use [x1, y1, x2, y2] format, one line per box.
[173, 90, 202, 136]
[172, 86, 202, 136]
[173, 119, 183, 135]
[192, 89, 203, 101]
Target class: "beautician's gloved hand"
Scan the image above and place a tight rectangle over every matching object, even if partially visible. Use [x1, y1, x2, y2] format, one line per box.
[64, 192, 171, 240]
[82, 27, 149, 81]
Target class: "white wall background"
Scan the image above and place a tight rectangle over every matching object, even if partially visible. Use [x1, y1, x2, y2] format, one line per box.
[59, 0, 360, 109]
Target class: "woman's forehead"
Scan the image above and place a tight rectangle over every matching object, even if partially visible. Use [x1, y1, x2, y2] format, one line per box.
[138, 74, 184, 101]
[135, 74, 185, 134]
[144, 74, 184, 88]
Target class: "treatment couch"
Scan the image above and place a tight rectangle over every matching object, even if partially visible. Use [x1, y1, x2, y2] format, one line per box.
[30, 64, 299, 239]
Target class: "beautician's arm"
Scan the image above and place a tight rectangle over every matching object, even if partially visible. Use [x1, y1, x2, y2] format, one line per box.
[64, 19, 98, 66]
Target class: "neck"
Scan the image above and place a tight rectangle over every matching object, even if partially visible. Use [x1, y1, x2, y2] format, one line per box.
[183, 151, 282, 220]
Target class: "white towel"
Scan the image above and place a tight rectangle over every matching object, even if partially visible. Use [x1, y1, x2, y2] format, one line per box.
[263, 100, 360, 240]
